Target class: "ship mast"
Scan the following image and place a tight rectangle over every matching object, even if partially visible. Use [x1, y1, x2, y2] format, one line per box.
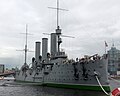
[56, 0, 61, 53]
[16, 24, 33, 65]
[49, 0, 68, 53]
[24, 24, 28, 65]
[57, 0, 59, 28]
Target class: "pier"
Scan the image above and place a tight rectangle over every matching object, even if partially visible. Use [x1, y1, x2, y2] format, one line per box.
[0, 71, 15, 77]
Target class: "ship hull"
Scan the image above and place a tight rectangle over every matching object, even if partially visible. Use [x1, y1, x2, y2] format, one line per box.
[15, 80, 110, 91]
[15, 57, 110, 92]
[45, 82, 110, 91]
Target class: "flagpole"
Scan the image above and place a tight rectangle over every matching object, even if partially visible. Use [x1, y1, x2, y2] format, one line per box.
[104, 41, 108, 55]
[105, 45, 106, 54]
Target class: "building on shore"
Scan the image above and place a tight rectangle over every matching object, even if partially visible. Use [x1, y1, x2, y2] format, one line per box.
[0, 64, 4, 73]
[107, 44, 120, 75]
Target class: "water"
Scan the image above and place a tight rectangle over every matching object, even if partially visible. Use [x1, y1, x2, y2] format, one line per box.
[0, 85, 107, 96]
[0, 79, 108, 96]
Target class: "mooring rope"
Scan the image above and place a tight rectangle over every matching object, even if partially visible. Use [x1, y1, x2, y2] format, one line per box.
[95, 75, 110, 96]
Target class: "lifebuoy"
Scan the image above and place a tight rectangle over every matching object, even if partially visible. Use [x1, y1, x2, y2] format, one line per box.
[112, 88, 120, 96]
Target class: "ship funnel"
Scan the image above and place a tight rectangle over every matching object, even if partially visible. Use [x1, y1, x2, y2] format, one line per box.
[35, 41, 41, 62]
[51, 33, 57, 57]
[42, 38, 48, 61]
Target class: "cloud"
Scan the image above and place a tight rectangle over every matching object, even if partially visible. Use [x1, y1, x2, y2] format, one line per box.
[0, 0, 120, 68]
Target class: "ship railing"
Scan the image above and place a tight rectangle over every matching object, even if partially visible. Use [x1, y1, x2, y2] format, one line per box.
[60, 54, 105, 64]
[75, 54, 104, 64]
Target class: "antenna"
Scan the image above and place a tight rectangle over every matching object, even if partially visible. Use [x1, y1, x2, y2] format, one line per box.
[48, 0, 68, 28]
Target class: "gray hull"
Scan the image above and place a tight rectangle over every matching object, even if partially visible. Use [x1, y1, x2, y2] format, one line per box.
[15, 56, 110, 91]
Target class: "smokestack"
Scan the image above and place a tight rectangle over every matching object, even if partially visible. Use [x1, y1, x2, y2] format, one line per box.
[35, 41, 41, 62]
[42, 38, 48, 60]
[51, 33, 57, 57]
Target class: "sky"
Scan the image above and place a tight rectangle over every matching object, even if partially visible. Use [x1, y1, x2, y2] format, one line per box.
[0, 0, 120, 68]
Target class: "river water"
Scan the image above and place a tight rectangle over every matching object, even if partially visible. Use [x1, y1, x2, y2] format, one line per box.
[0, 79, 109, 96]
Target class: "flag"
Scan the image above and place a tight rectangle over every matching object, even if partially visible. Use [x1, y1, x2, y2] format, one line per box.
[105, 41, 108, 47]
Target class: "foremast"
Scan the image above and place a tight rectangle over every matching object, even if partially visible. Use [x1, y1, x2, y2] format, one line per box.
[24, 24, 28, 65]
